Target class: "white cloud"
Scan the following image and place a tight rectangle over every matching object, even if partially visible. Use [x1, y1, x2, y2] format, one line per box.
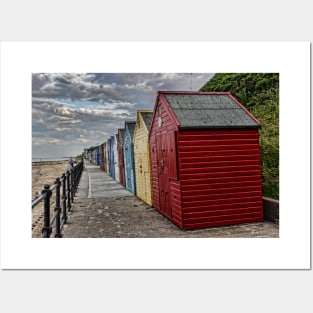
[32, 73, 214, 158]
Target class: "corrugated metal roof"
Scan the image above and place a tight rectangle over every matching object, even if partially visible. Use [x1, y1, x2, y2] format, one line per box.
[164, 94, 260, 129]
[141, 112, 153, 130]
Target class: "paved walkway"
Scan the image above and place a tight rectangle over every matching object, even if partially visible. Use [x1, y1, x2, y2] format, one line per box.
[76, 163, 132, 198]
[63, 162, 279, 238]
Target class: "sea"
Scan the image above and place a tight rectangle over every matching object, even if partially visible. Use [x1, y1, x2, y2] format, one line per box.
[32, 156, 74, 163]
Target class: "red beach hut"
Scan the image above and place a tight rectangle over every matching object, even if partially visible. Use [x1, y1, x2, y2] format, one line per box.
[149, 91, 263, 230]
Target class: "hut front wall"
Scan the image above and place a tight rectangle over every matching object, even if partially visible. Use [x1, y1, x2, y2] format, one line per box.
[113, 135, 120, 182]
[124, 129, 136, 194]
[117, 133, 126, 187]
[177, 128, 263, 229]
[134, 118, 153, 206]
[103, 143, 107, 173]
[149, 99, 183, 227]
[92, 148, 100, 165]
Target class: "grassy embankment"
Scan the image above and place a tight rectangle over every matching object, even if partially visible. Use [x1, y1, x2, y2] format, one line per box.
[200, 73, 279, 199]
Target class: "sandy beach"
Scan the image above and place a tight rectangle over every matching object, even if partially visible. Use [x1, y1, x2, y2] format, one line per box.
[32, 160, 70, 237]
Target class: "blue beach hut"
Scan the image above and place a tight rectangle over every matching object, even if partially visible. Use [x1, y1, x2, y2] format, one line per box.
[108, 137, 115, 178]
[123, 121, 136, 194]
[91, 145, 100, 166]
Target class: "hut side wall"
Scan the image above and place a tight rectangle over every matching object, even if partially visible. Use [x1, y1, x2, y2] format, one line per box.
[134, 115, 153, 206]
[177, 128, 263, 229]
[117, 131, 126, 187]
[105, 140, 110, 173]
[99, 144, 104, 170]
[108, 137, 115, 178]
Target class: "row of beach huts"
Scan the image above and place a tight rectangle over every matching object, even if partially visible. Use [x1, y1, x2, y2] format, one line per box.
[84, 91, 264, 230]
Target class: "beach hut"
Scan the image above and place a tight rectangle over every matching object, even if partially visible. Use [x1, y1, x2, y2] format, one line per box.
[91, 146, 100, 166]
[105, 139, 109, 173]
[90, 147, 95, 164]
[99, 143, 104, 170]
[149, 91, 263, 229]
[99, 142, 108, 172]
[108, 136, 115, 178]
[123, 121, 136, 194]
[117, 128, 126, 187]
[133, 110, 154, 206]
[113, 134, 120, 182]
[85, 148, 92, 162]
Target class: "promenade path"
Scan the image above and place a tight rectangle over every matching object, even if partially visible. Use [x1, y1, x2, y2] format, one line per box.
[63, 162, 279, 238]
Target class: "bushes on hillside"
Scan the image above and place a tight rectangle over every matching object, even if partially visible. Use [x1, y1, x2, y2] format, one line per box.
[200, 73, 279, 199]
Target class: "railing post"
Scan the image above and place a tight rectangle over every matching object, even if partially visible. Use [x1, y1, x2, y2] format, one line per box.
[73, 166, 77, 196]
[70, 169, 74, 203]
[76, 162, 81, 192]
[42, 184, 52, 238]
[54, 178, 62, 238]
[66, 170, 71, 211]
[61, 173, 67, 224]
[76, 164, 80, 191]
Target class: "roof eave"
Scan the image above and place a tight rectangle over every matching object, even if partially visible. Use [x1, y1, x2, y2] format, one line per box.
[179, 124, 261, 130]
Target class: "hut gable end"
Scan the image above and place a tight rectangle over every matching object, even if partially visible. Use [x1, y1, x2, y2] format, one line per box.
[134, 110, 154, 206]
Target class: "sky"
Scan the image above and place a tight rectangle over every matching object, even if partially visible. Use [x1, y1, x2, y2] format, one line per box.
[32, 73, 214, 160]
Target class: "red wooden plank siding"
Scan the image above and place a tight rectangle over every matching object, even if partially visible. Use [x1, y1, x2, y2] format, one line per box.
[170, 180, 183, 228]
[177, 129, 263, 229]
[149, 96, 179, 220]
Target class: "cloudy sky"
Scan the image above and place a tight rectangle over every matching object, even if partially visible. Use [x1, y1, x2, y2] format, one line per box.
[32, 73, 214, 160]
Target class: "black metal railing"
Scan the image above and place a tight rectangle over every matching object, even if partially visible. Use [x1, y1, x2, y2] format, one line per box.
[32, 160, 84, 238]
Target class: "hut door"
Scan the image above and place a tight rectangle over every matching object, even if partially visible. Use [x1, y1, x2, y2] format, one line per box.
[156, 132, 171, 218]
[138, 154, 145, 199]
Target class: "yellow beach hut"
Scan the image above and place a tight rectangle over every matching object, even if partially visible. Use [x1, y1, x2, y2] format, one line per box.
[133, 110, 154, 206]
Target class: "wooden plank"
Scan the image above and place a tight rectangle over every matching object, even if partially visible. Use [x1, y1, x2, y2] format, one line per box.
[179, 159, 260, 168]
[179, 143, 260, 152]
[178, 139, 259, 146]
[181, 180, 261, 192]
[180, 164, 260, 174]
[182, 200, 263, 213]
[184, 211, 262, 224]
[183, 216, 263, 229]
[180, 170, 261, 180]
[180, 176, 262, 186]
[182, 196, 263, 208]
[182, 185, 261, 197]
[183, 206, 263, 218]
[178, 149, 260, 158]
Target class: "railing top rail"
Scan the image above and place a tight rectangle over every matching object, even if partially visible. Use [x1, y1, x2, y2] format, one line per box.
[31, 182, 57, 209]
[32, 193, 46, 208]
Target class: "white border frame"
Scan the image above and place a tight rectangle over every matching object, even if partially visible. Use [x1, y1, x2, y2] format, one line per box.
[0, 42, 310, 269]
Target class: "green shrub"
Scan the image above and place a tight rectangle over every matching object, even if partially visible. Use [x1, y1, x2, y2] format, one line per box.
[200, 73, 279, 199]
